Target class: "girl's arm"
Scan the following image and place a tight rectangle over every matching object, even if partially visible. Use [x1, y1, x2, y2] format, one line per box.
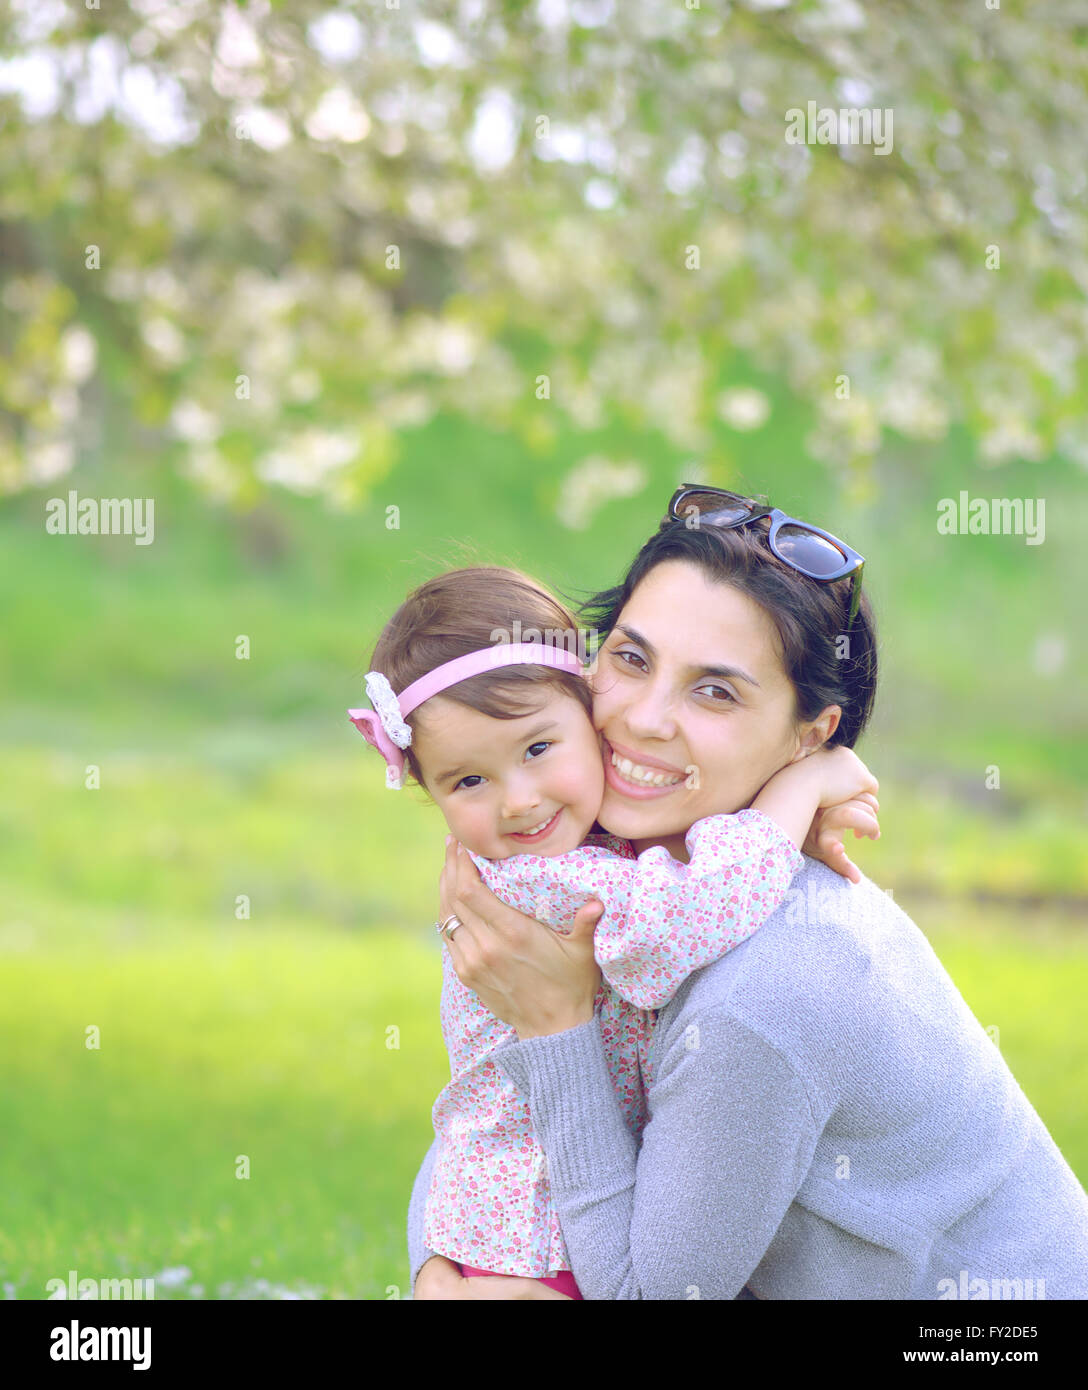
[593, 808, 803, 1008]
[751, 745, 878, 849]
[445, 753, 876, 1015]
[593, 748, 876, 1009]
[455, 820, 799, 1013]
[447, 784, 828, 1016]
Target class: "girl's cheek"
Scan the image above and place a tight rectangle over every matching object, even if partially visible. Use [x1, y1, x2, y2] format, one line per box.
[569, 761, 604, 806]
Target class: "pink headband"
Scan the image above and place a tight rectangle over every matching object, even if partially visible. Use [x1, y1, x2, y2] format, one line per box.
[348, 642, 587, 789]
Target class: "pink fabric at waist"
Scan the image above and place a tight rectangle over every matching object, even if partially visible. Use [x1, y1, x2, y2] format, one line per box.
[459, 1262, 583, 1300]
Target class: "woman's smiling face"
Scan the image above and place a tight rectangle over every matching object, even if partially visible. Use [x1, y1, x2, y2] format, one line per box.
[589, 558, 833, 858]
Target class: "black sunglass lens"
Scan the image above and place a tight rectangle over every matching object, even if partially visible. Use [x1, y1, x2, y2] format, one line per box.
[774, 524, 846, 577]
[673, 492, 750, 526]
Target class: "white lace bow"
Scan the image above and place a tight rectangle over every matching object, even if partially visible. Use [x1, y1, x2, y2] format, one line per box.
[364, 671, 413, 750]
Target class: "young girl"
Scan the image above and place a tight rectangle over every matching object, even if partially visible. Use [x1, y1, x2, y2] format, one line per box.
[349, 565, 879, 1299]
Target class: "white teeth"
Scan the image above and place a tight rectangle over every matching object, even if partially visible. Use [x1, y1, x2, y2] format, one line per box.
[516, 813, 556, 836]
[612, 752, 683, 787]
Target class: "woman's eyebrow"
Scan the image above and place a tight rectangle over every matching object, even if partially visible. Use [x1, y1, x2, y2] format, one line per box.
[435, 720, 560, 786]
[613, 625, 761, 688]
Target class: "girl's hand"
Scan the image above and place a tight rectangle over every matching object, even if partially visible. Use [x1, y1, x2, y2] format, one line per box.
[414, 1256, 573, 1299]
[808, 746, 879, 810]
[438, 836, 603, 1040]
[753, 747, 878, 856]
[803, 791, 880, 884]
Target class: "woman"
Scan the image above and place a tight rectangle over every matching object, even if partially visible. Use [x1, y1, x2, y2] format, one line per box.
[408, 487, 1088, 1299]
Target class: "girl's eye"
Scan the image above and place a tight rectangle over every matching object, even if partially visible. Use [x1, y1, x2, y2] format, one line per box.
[452, 742, 551, 791]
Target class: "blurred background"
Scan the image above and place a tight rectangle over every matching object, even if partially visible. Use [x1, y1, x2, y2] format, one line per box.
[1, 0, 1085, 1300]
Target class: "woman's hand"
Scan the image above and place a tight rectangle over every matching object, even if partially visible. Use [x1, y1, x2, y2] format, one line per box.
[438, 836, 604, 1040]
[803, 791, 880, 884]
[414, 1255, 573, 1300]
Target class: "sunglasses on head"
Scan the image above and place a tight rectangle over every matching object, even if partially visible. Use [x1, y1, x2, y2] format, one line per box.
[666, 485, 866, 629]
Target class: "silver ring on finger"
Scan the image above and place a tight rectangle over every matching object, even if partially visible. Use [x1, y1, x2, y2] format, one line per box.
[439, 914, 463, 940]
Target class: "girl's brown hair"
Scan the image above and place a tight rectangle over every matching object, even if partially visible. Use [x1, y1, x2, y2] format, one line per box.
[366, 566, 594, 793]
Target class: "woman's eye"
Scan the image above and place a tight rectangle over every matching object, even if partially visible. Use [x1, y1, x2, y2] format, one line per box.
[526, 741, 552, 759]
[615, 648, 734, 704]
[614, 649, 647, 672]
[697, 685, 736, 704]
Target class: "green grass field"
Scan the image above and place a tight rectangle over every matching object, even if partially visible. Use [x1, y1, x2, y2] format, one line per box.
[1, 736, 1084, 1300]
[2, 899, 1085, 1301]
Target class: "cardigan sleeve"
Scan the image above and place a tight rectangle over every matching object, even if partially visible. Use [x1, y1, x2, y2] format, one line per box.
[489, 1007, 820, 1299]
[405, 1138, 442, 1297]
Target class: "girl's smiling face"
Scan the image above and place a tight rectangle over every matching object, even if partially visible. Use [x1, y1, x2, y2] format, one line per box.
[589, 558, 836, 860]
[413, 686, 606, 860]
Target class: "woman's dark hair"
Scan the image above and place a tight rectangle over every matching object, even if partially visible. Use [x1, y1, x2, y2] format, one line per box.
[571, 514, 878, 748]
[365, 566, 594, 793]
